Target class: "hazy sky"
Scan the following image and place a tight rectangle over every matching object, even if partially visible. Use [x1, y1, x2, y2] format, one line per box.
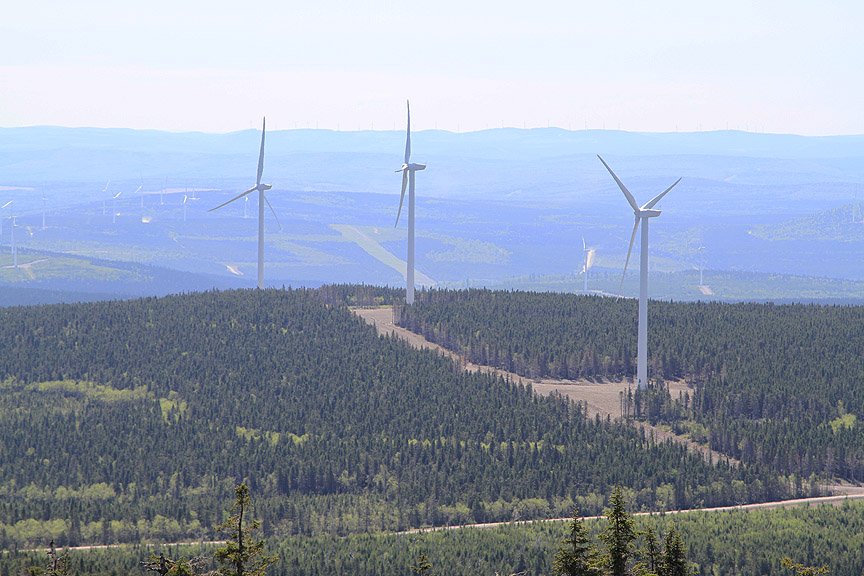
[1, 0, 861, 135]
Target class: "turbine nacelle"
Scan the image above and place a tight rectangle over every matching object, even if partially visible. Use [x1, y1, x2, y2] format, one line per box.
[639, 208, 662, 218]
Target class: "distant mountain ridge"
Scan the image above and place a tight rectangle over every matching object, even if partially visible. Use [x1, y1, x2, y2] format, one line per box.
[4, 125, 864, 159]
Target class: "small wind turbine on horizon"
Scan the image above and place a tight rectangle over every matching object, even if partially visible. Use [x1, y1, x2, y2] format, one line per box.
[581, 237, 596, 292]
[209, 117, 280, 289]
[697, 245, 706, 286]
[112, 187, 124, 224]
[102, 181, 110, 216]
[394, 101, 426, 305]
[599, 155, 681, 390]
[5, 209, 19, 267]
[11, 215, 18, 267]
[0, 200, 11, 236]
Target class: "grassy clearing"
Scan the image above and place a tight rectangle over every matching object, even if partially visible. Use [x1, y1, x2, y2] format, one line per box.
[331, 224, 436, 285]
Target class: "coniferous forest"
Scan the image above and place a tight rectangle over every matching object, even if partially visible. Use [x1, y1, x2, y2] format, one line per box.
[394, 289, 864, 482]
[0, 288, 789, 550]
[3, 500, 862, 576]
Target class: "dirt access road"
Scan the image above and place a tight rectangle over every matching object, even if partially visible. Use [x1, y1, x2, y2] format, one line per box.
[353, 307, 718, 457]
[401, 487, 864, 534]
[354, 307, 689, 419]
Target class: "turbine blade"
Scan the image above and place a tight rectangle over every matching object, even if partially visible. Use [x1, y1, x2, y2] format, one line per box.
[582, 236, 586, 251]
[113, 191, 123, 199]
[395, 170, 408, 227]
[643, 178, 682, 209]
[404, 101, 411, 164]
[598, 155, 639, 213]
[256, 117, 266, 187]
[619, 216, 640, 297]
[208, 187, 256, 212]
[263, 193, 282, 230]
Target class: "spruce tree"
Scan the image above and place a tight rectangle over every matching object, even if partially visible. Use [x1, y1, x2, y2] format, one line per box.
[553, 506, 600, 576]
[661, 526, 688, 576]
[635, 523, 663, 576]
[214, 484, 276, 576]
[599, 486, 637, 576]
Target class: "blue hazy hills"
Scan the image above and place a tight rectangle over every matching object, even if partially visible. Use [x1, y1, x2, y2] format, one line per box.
[0, 126, 863, 304]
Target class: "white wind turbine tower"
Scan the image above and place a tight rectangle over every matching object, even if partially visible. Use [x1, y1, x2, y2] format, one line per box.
[697, 245, 706, 286]
[112, 187, 124, 224]
[581, 237, 596, 292]
[209, 117, 279, 289]
[394, 101, 426, 305]
[41, 187, 47, 230]
[599, 155, 681, 390]
[0, 200, 11, 236]
[11, 215, 18, 267]
[102, 181, 110, 216]
[183, 194, 188, 222]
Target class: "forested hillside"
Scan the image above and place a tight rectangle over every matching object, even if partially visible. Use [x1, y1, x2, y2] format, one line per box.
[0, 288, 786, 548]
[3, 501, 862, 576]
[394, 289, 864, 481]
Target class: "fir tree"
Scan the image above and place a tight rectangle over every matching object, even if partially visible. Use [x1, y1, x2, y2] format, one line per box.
[553, 506, 600, 576]
[635, 523, 662, 576]
[410, 552, 432, 576]
[599, 486, 637, 576]
[661, 526, 688, 576]
[214, 485, 276, 576]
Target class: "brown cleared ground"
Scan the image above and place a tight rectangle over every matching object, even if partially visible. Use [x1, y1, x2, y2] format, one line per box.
[354, 307, 731, 465]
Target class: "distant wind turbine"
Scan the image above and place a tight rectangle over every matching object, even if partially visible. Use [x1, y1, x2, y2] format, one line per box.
[183, 194, 188, 222]
[102, 181, 110, 216]
[697, 246, 706, 286]
[209, 117, 280, 289]
[41, 187, 47, 230]
[6, 213, 18, 267]
[394, 101, 426, 305]
[112, 187, 124, 224]
[599, 155, 681, 389]
[11, 216, 18, 267]
[0, 200, 11, 235]
[581, 237, 596, 292]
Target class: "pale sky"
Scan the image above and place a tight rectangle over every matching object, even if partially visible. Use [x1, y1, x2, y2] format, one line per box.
[1, 0, 862, 135]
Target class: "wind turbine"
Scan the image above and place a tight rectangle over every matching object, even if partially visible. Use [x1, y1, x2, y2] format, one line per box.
[581, 237, 596, 292]
[41, 187, 47, 230]
[394, 101, 426, 305]
[183, 194, 188, 222]
[11, 216, 18, 267]
[598, 155, 681, 389]
[102, 181, 110, 216]
[697, 246, 706, 286]
[112, 187, 124, 224]
[209, 117, 279, 289]
[5, 211, 18, 267]
[0, 200, 11, 235]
